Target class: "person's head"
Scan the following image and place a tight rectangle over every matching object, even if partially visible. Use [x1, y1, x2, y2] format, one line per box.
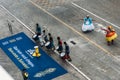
[108, 26, 112, 29]
[36, 23, 39, 27]
[57, 36, 60, 40]
[86, 15, 89, 18]
[43, 30, 45, 33]
[48, 33, 51, 36]
[64, 42, 67, 45]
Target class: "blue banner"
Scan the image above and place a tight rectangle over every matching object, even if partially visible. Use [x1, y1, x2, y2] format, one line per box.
[0, 32, 67, 80]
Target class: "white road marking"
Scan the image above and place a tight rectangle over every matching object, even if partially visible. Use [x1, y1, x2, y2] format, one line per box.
[65, 59, 91, 80]
[72, 2, 120, 30]
[97, 67, 107, 72]
[0, 4, 91, 80]
[54, 49, 91, 80]
[0, 65, 14, 80]
[0, 5, 35, 34]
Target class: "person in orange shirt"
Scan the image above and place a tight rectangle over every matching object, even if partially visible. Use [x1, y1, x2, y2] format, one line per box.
[101, 26, 117, 45]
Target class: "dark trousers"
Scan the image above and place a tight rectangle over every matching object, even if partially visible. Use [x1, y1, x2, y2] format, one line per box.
[23, 77, 28, 80]
[57, 46, 63, 53]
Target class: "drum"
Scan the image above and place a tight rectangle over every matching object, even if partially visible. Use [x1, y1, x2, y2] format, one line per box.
[32, 34, 38, 41]
[33, 34, 37, 38]
[45, 41, 50, 46]
[60, 52, 65, 57]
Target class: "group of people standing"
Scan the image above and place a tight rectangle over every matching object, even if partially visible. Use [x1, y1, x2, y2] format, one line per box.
[22, 23, 72, 80]
[33, 23, 72, 61]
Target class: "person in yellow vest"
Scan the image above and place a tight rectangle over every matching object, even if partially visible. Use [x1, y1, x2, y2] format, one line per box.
[22, 69, 29, 80]
[101, 26, 117, 45]
[32, 46, 41, 57]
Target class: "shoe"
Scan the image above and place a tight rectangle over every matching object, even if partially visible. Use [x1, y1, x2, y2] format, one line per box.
[111, 40, 114, 45]
[107, 42, 110, 46]
[68, 58, 72, 62]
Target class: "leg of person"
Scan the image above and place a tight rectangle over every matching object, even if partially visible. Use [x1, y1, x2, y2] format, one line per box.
[23, 77, 27, 80]
[51, 43, 55, 51]
[67, 54, 72, 62]
[111, 40, 114, 44]
[57, 46, 63, 53]
[60, 47, 63, 53]
[107, 41, 110, 46]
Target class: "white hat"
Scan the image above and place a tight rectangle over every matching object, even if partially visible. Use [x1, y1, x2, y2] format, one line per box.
[34, 46, 38, 49]
[86, 15, 89, 17]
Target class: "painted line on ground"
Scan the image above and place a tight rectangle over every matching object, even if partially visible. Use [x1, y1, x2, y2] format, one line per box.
[54, 50, 91, 80]
[0, 4, 91, 80]
[72, 2, 120, 30]
[0, 65, 14, 80]
[65, 60, 91, 80]
[0, 5, 35, 34]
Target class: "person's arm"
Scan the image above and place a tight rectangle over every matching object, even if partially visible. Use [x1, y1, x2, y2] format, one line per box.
[101, 28, 108, 32]
[111, 28, 115, 32]
[80, 19, 84, 20]
[92, 19, 96, 21]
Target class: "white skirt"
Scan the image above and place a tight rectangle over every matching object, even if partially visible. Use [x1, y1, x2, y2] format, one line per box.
[82, 23, 95, 32]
